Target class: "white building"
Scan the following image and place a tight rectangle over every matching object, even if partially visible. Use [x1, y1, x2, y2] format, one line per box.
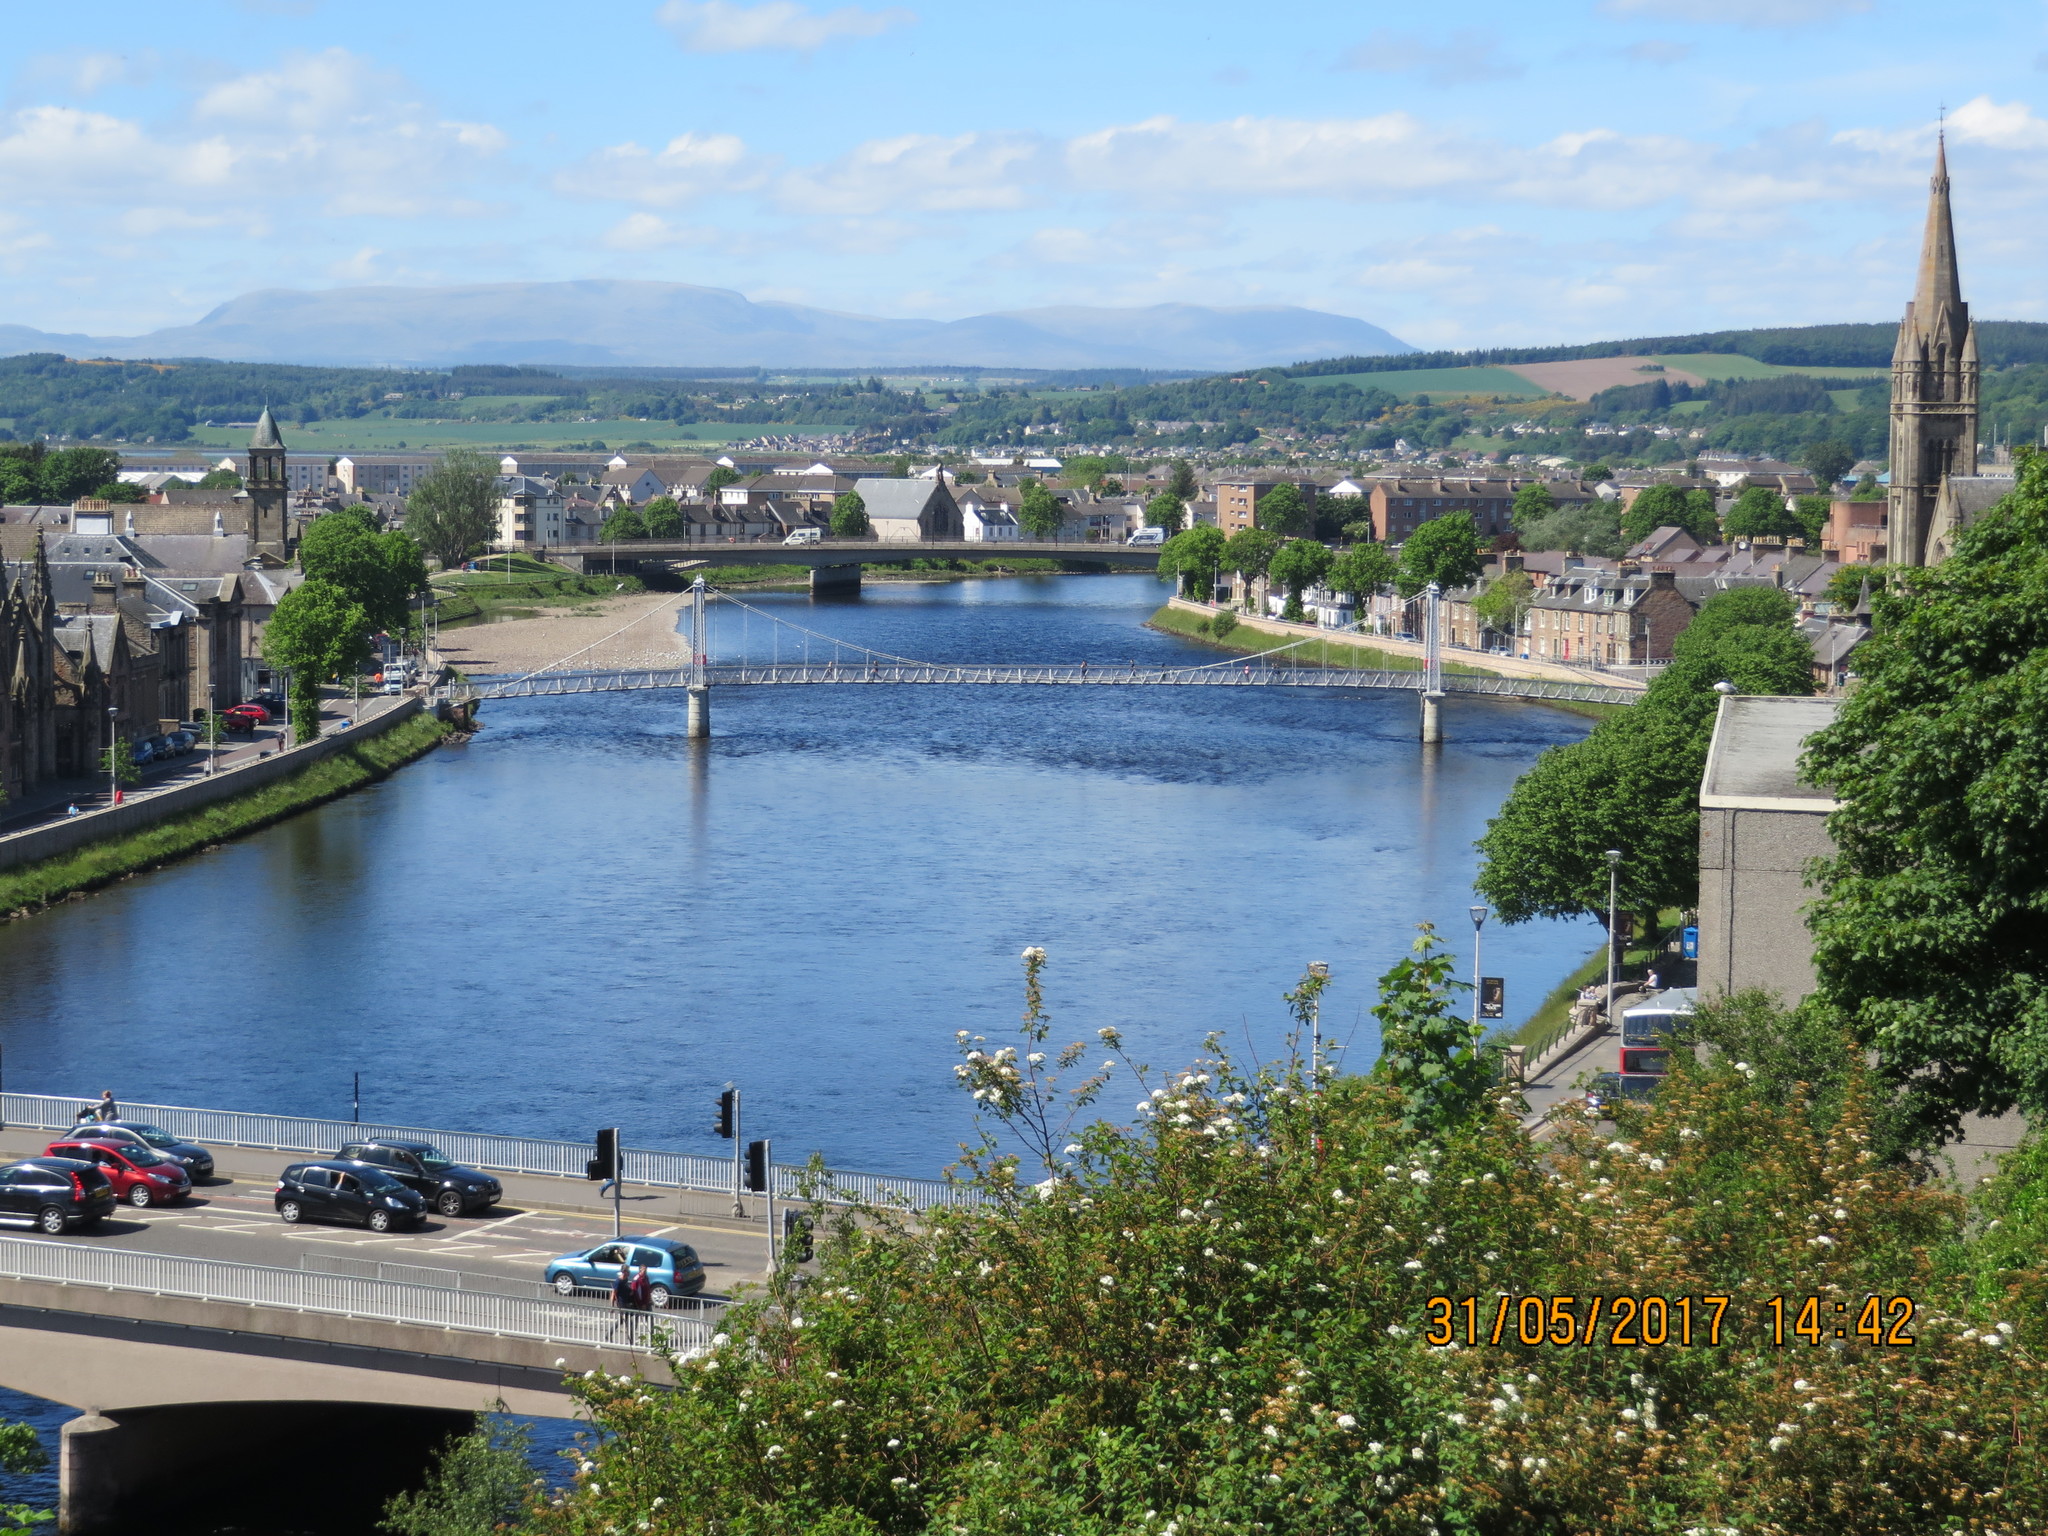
[495, 475, 566, 548]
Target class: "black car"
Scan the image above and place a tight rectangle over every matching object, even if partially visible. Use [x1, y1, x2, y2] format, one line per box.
[71, 1121, 216, 1181]
[0, 1158, 117, 1234]
[275, 1161, 428, 1231]
[333, 1139, 501, 1217]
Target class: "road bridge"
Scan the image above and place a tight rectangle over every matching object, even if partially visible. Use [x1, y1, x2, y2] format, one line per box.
[550, 537, 1162, 593]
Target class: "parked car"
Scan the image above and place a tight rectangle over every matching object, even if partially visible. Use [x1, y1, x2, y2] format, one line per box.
[381, 677, 404, 695]
[69, 1121, 217, 1180]
[162, 729, 196, 756]
[1126, 526, 1167, 545]
[44, 1138, 191, 1207]
[129, 739, 157, 767]
[783, 528, 823, 545]
[0, 1158, 116, 1233]
[1583, 1072, 1661, 1115]
[544, 1237, 707, 1307]
[275, 1161, 427, 1231]
[224, 702, 272, 724]
[220, 711, 257, 734]
[333, 1139, 502, 1217]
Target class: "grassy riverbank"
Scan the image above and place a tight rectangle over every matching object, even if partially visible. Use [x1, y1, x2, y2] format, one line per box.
[1506, 909, 1683, 1043]
[433, 560, 648, 628]
[0, 712, 455, 917]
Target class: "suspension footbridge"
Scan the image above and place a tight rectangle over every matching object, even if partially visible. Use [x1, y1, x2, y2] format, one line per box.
[444, 578, 1639, 737]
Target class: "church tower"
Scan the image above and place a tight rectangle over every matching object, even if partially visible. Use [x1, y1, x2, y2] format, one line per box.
[247, 407, 290, 557]
[1887, 136, 1978, 567]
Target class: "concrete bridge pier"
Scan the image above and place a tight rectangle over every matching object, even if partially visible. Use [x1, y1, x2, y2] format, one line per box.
[810, 562, 862, 597]
[687, 684, 710, 739]
[1420, 691, 1444, 744]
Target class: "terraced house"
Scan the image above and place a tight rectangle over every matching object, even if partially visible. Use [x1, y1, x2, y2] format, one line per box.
[1367, 477, 1596, 544]
[1525, 566, 1698, 666]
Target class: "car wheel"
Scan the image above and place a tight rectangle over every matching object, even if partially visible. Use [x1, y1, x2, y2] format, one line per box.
[436, 1190, 466, 1218]
[128, 1183, 154, 1208]
[279, 1200, 303, 1223]
[367, 1209, 394, 1233]
[648, 1284, 672, 1310]
[36, 1207, 67, 1235]
[552, 1273, 577, 1296]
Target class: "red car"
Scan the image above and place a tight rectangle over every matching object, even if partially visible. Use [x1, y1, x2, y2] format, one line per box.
[45, 1138, 192, 1208]
[223, 702, 272, 724]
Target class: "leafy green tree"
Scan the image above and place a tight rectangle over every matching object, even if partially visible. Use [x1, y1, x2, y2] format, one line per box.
[1267, 538, 1334, 622]
[1018, 482, 1064, 538]
[1476, 587, 1815, 928]
[1394, 512, 1483, 597]
[1472, 567, 1534, 641]
[403, 448, 499, 569]
[1157, 524, 1226, 600]
[1683, 487, 1723, 542]
[1620, 482, 1688, 544]
[1254, 482, 1311, 536]
[1824, 562, 1875, 611]
[100, 743, 141, 788]
[1793, 493, 1832, 544]
[262, 579, 372, 744]
[0, 456, 37, 504]
[97, 479, 145, 503]
[1327, 543, 1395, 609]
[380, 1418, 532, 1536]
[197, 467, 243, 490]
[599, 506, 646, 542]
[1511, 481, 1557, 528]
[1222, 526, 1280, 610]
[829, 491, 870, 537]
[1315, 493, 1370, 541]
[641, 495, 685, 538]
[1371, 925, 1499, 1137]
[1851, 472, 1883, 501]
[1143, 490, 1184, 534]
[1164, 459, 1198, 503]
[1801, 452, 2048, 1143]
[41, 446, 121, 502]
[1518, 501, 1625, 558]
[1800, 438, 1855, 491]
[703, 466, 741, 492]
[1723, 484, 1802, 539]
[1583, 462, 1612, 481]
[297, 506, 427, 635]
[1, 1414, 50, 1534]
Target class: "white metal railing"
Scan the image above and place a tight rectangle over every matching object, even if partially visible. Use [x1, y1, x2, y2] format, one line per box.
[0, 1235, 696, 1354]
[0, 1092, 977, 1212]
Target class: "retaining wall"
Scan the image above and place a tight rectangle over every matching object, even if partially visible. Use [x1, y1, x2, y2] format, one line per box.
[0, 698, 426, 874]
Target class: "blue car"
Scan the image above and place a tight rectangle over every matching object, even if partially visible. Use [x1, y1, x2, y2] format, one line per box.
[545, 1237, 707, 1308]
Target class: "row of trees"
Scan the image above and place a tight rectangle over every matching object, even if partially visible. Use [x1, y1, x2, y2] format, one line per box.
[1158, 513, 1487, 620]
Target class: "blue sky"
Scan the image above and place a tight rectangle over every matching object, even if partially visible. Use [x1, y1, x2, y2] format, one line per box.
[7, 0, 2048, 349]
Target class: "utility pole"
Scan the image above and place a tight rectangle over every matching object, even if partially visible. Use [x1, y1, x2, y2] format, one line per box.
[105, 706, 119, 806]
[1469, 906, 1488, 1029]
[1605, 850, 1623, 1029]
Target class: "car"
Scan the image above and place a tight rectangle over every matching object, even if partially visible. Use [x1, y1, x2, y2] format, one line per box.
[0, 1158, 116, 1233]
[332, 1139, 502, 1217]
[1126, 527, 1167, 545]
[1583, 1072, 1661, 1115]
[129, 739, 157, 766]
[783, 528, 823, 545]
[162, 729, 196, 756]
[220, 711, 257, 734]
[68, 1121, 217, 1181]
[275, 1160, 428, 1231]
[380, 677, 403, 695]
[224, 702, 272, 724]
[544, 1237, 707, 1307]
[44, 1138, 191, 1207]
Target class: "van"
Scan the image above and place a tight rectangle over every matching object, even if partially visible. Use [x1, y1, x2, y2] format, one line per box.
[1126, 526, 1167, 545]
[784, 528, 823, 545]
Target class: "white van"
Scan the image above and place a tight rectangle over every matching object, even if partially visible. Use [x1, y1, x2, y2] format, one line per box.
[783, 528, 823, 545]
[1126, 526, 1167, 545]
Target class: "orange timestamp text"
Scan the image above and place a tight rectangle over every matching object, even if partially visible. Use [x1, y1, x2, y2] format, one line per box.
[1423, 1294, 1918, 1348]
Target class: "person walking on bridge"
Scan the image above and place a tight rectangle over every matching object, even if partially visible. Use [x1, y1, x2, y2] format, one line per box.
[93, 1090, 119, 1123]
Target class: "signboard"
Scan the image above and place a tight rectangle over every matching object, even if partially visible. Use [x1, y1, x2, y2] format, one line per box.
[1479, 976, 1505, 1020]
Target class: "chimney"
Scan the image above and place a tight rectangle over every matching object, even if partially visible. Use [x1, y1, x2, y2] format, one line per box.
[1504, 553, 1525, 573]
[120, 565, 147, 604]
[1650, 567, 1676, 590]
[89, 569, 117, 612]
[73, 497, 111, 513]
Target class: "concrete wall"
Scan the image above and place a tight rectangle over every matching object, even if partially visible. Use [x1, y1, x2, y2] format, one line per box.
[1696, 803, 1835, 1002]
[0, 697, 424, 873]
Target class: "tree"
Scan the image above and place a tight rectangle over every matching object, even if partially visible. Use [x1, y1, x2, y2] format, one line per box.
[402, 448, 498, 569]
[380, 1418, 533, 1536]
[1722, 484, 1802, 539]
[1511, 482, 1557, 528]
[829, 491, 870, 538]
[599, 506, 646, 542]
[42, 446, 121, 502]
[1222, 527, 1280, 610]
[1370, 926, 1500, 1136]
[1315, 493, 1370, 542]
[1800, 451, 2048, 1143]
[1851, 472, 1883, 501]
[1824, 562, 1876, 611]
[1254, 483, 1311, 536]
[641, 495, 685, 538]
[704, 466, 741, 492]
[1793, 494, 1832, 545]
[297, 506, 427, 635]
[1327, 543, 1395, 608]
[1165, 459, 1198, 503]
[1620, 482, 1688, 544]
[97, 479, 145, 503]
[1143, 490, 1185, 534]
[1018, 482, 1064, 538]
[262, 579, 372, 744]
[1518, 501, 1625, 558]
[1800, 438, 1855, 491]
[1156, 524, 1226, 600]
[1682, 488, 1723, 543]
[1471, 567, 1534, 642]
[1267, 538, 1334, 622]
[197, 467, 243, 490]
[1476, 587, 1815, 929]
[1394, 512, 1483, 597]
[1583, 462, 1612, 481]
[2, 1412, 50, 1534]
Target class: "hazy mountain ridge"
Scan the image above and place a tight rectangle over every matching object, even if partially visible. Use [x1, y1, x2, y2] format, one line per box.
[0, 281, 1413, 371]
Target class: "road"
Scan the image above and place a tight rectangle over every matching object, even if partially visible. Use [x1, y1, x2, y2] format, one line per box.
[0, 1126, 771, 1307]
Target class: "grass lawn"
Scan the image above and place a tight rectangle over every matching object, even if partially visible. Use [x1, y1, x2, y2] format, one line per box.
[177, 419, 853, 451]
[1298, 366, 1552, 400]
[1648, 353, 1886, 384]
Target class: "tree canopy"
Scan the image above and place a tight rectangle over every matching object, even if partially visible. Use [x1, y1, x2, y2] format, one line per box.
[599, 506, 646, 542]
[1511, 482, 1557, 528]
[1254, 483, 1312, 537]
[1327, 543, 1395, 604]
[1471, 567, 1534, 639]
[1157, 524, 1226, 600]
[1223, 527, 1281, 606]
[641, 495, 685, 539]
[1394, 512, 1483, 597]
[830, 491, 870, 538]
[1517, 500, 1626, 558]
[1018, 482, 1064, 538]
[261, 578, 372, 743]
[1801, 451, 2048, 1143]
[1618, 482, 1717, 546]
[296, 506, 427, 634]
[402, 447, 499, 568]
[1800, 438, 1855, 490]
[1722, 484, 1804, 540]
[1144, 490, 1185, 533]
[1267, 537, 1334, 621]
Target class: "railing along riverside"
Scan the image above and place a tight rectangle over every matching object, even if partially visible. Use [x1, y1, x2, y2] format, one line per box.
[0, 1092, 975, 1213]
[294, 1252, 733, 1318]
[0, 1234, 697, 1354]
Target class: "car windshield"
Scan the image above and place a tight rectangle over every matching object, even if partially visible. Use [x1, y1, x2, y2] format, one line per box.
[358, 1168, 404, 1191]
[413, 1148, 454, 1172]
[125, 1125, 180, 1149]
[122, 1148, 169, 1167]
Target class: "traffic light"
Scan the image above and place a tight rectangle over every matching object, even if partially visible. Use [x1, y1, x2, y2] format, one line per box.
[587, 1126, 619, 1181]
[745, 1139, 769, 1193]
[716, 1087, 736, 1139]
[782, 1209, 813, 1263]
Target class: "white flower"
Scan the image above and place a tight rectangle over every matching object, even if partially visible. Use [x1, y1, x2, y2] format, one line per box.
[1832, 1206, 1849, 1220]
[765, 1445, 784, 1460]
[1265, 1473, 1282, 1483]
[1483, 1251, 1499, 1261]
[1098, 1275, 1116, 1288]
[1998, 1321, 2015, 1335]
[1409, 1168, 1432, 1184]
[1263, 1424, 1281, 1439]
[1983, 1332, 2007, 1347]
[1027, 1052, 1045, 1065]
[1792, 1379, 1811, 1391]
[1218, 1408, 1233, 1422]
[1403, 1260, 1424, 1271]
[955, 1029, 970, 1041]
[554, 1357, 566, 1367]
[1647, 1157, 1667, 1172]
[1063, 1143, 1082, 1156]
[1335, 1414, 1357, 1430]
[1807, 1235, 1835, 1248]
[832, 1399, 847, 1408]
[1022, 946, 1045, 962]
[1767, 1436, 1789, 1452]
[887, 1438, 901, 1448]
[1410, 1446, 1425, 1461]
[891, 1476, 908, 1486]
[1368, 1441, 1384, 1454]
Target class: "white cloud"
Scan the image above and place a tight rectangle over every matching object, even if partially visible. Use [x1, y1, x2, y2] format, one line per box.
[1339, 29, 1523, 85]
[1624, 39, 1693, 64]
[656, 0, 913, 53]
[601, 212, 727, 249]
[567, 132, 771, 207]
[1601, 0, 1868, 25]
[776, 131, 1046, 214]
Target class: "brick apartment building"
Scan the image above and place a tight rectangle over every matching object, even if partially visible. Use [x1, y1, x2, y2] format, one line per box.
[1526, 566, 1699, 665]
[1368, 478, 1596, 544]
[1214, 477, 1319, 534]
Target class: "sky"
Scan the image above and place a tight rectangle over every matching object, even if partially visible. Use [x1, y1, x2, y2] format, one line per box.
[7, 0, 2048, 350]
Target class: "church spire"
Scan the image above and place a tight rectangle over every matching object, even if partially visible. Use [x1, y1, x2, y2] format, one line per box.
[1910, 133, 1966, 338]
[251, 406, 284, 451]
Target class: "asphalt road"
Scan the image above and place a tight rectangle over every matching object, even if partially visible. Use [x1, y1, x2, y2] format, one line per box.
[0, 1127, 771, 1306]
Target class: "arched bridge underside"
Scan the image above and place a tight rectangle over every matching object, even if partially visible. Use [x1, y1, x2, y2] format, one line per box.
[463, 663, 1640, 707]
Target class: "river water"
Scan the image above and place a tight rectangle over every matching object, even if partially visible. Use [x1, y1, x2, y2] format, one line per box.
[0, 573, 1603, 1522]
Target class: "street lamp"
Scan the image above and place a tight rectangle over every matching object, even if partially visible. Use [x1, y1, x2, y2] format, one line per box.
[1468, 905, 1488, 1029]
[105, 705, 119, 807]
[1604, 849, 1624, 1028]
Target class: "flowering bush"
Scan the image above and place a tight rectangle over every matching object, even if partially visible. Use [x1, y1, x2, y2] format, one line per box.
[465, 942, 2047, 1536]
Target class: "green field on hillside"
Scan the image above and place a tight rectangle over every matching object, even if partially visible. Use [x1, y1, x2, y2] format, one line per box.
[1298, 365, 1553, 399]
[176, 419, 853, 451]
[1649, 353, 1887, 383]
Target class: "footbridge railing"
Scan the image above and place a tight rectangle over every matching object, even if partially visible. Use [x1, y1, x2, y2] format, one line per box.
[0, 1092, 976, 1214]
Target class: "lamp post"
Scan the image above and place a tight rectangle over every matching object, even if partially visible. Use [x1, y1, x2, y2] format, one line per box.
[1469, 905, 1488, 1029]
[105, 705, 119, 807]
[1604, 849, 1623, 1027]
[206, 682, 217, 776]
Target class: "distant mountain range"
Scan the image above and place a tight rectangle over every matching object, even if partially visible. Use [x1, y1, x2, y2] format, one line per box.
[0, 281, 1414, 372]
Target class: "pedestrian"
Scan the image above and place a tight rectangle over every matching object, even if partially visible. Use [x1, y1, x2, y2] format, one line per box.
[94, 1090, 119, 1123]
[610, 1264, 634, 1311]
[72, 1104, 96, 1127]
[64, 802, 79, 817]
[629, 1261, 654, 1311]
